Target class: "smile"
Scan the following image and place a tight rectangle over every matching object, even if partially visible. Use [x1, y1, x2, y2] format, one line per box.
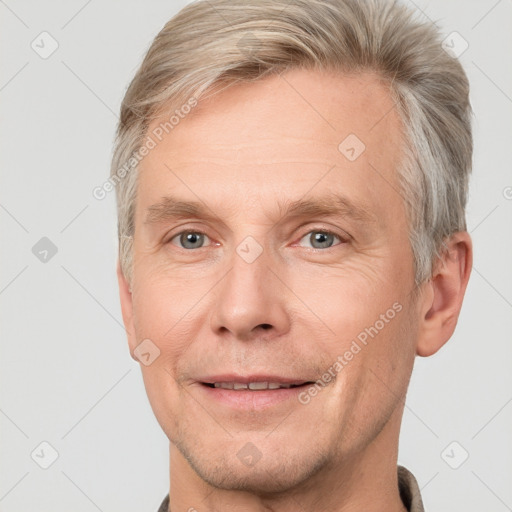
[204, 381, 313, 390]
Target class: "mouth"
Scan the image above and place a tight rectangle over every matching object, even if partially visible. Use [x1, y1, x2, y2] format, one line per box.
[201, 381, 314, 390]
[196, 377, 317, 410]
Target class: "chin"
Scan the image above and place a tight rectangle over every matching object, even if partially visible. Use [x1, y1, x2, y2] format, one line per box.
[177, 437, 331, 496]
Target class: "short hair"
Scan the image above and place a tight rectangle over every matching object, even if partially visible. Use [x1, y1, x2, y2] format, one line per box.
[110, 0, 472, 286]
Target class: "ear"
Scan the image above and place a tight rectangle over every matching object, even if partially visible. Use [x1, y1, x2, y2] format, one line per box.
[116, 259, 138, 360]
[416, 231, 473, 357]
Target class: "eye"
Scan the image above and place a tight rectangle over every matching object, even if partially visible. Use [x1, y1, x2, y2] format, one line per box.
[168, 230, 211, 250]
[297, 229, 344, 250]
[167, 228, 345, 251]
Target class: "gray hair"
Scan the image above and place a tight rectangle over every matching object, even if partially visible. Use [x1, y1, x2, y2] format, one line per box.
[110, 0, 472, 286]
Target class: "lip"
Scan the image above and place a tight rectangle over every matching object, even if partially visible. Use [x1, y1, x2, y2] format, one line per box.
[195, 374, 315, 410]
[198, 374, 312, 386]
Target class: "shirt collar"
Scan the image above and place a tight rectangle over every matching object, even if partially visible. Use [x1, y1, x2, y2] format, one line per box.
[398, 464, 425, 512]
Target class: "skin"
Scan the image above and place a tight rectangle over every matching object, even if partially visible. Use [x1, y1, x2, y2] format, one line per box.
[117, 68, 472, 511]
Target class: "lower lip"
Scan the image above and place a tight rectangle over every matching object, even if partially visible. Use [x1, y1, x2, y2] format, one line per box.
[198, 383, 312, 409]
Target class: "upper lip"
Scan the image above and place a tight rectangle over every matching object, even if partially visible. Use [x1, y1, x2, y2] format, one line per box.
[198, 374, 314, 385]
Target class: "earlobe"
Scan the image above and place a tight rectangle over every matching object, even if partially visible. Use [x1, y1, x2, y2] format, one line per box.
[416, 232, 473, 357]
[116, 259, 138, 359]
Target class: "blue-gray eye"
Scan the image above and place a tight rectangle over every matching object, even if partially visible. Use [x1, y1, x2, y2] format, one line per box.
[171, 231, 210, 249]
[299, 230, 341, 249]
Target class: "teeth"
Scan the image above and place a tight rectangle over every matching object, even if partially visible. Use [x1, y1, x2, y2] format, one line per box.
[248, 382, 268, 390]
[212, 381, 302, 390]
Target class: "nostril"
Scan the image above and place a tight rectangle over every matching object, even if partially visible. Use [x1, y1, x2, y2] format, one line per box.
[260, 324, 272, 330]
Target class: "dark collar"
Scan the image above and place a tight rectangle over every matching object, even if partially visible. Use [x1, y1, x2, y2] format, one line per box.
[398, 465, 425, 511]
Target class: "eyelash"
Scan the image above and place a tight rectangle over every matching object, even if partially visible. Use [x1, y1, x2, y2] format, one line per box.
[166, 227, 347, 251]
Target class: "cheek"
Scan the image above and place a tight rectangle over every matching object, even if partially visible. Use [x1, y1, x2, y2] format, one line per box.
[130, 276, 203, 419]
[352, 301, 416, 408]
[290, 263, 405, 344]
[132, 267, 203, 339]
[320, 301, 416, 451]
[138, 364, 187, 445]
[132, 288, 199, 440]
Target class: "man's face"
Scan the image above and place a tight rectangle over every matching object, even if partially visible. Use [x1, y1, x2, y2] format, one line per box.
[122, 69, 422, 493]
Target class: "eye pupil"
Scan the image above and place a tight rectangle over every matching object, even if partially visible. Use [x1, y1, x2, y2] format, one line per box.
[311, 231, 334, 249]
[181, 232, 204, 249]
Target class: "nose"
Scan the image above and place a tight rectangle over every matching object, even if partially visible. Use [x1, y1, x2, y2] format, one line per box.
[209, 244, 291, 342]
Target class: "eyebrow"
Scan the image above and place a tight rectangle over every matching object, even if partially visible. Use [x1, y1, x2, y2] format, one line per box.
[144, 192, 377, 227]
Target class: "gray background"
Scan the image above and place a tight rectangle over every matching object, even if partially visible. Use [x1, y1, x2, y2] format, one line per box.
[1, 0, 511, 510]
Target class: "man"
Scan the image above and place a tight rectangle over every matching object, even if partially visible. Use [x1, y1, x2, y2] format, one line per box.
[111, 0, 473, 510]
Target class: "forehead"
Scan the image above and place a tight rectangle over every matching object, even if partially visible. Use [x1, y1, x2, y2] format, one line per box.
[148, 69, 399, 152]
[137, 68, 405, 225]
